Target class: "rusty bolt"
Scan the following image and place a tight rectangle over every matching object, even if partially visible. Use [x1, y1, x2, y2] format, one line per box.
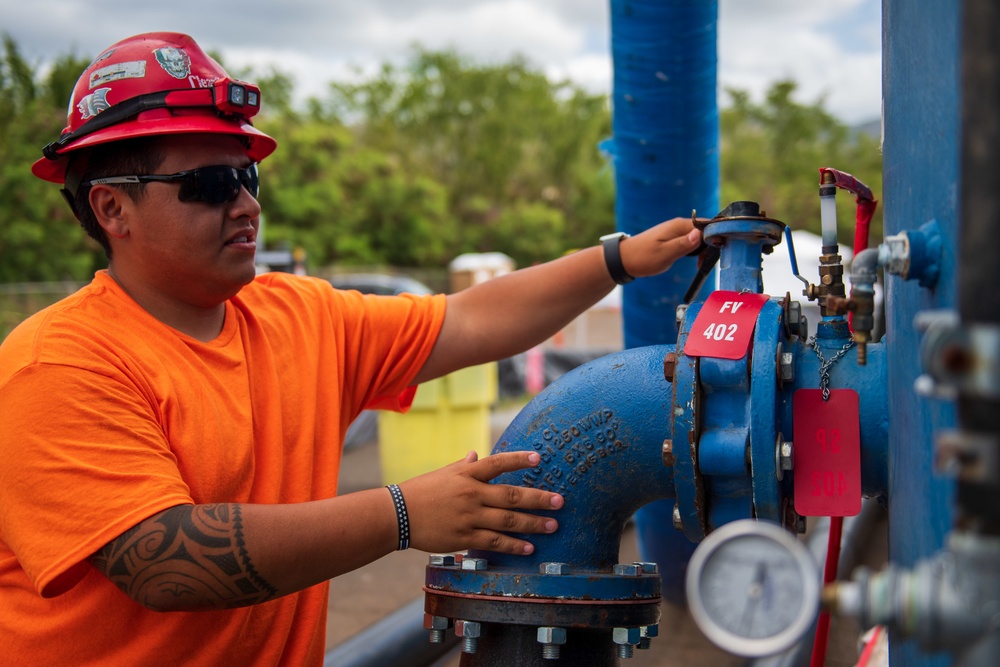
[662, 439, 675, 467]
[537, 626, 567, 660]
[540, 562, 570, 575]
[663, 352, 677, 383]
[424, 614, 451, 643]
[613, 563, 641, 576]
[455, 620, 481, 654]
[461, 557, 487, 571]
[429, 554, 456, 567]
[614, 627, 642, 659]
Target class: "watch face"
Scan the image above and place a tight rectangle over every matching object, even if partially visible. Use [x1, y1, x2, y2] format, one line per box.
[600, 231, 629, 242]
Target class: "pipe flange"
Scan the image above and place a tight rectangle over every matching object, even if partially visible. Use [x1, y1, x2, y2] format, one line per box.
[697, 201, 787, 251]
[671, 302, 708, 540]
[424, 589, 660, 629]
[425, 563, 661, 601]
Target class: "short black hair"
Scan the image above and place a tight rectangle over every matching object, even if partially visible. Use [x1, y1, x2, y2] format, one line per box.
[67, 137, 166, 259]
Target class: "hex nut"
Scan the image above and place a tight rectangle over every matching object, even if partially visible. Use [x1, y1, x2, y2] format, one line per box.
[461, 557, 487, 571]
[537, 627, 567, 645]
[540, 561, 570, 575]
[662, 439, 675, 467]
[780, 441, 794, 471]
[786, 301, 803, 337]
[780, 351, 795, 382]
[455, 620, 481, 638]
[423, 614, 450, 630]
[632, 561, 658, 574]
[613, 563, 641, 576]
[642, 624, 659, 639]
[663, 352, 677, 382]
[613, 627, 642, 645]
[429, 554, 456, 567]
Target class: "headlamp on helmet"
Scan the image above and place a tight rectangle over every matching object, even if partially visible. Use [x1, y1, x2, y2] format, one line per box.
[214, 78, 261, 116]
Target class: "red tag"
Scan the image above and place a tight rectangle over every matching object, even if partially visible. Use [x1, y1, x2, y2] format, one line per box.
[793, 389, 862, 517]
[683, 291, 768, 359]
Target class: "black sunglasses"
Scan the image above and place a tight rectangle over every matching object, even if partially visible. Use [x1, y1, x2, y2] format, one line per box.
[83, 164, 259, 205]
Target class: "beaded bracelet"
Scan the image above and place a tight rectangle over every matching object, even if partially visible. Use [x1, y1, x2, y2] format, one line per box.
[386, 483, 411, 550]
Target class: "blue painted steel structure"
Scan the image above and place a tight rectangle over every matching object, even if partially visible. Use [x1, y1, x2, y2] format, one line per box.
[881, 2, 959, 665]
[423, 204, 894, 663]
[417, 2, 966, 665]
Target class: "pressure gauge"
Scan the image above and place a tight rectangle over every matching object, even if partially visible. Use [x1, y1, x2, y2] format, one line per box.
[686, 519, 820, 658]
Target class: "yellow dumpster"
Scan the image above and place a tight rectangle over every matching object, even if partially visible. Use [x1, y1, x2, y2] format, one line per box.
[378, 361, 498, 485]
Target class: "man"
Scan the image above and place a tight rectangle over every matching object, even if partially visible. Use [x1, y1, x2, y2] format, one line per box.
[0, 32, 701, 665]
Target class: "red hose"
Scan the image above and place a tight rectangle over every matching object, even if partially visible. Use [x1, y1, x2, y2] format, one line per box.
[809, 516, 845, 666]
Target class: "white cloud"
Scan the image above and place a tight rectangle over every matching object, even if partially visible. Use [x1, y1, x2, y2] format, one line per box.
[546, 53, 613, 93]
[5, 0, 881, 123]
[718, 0, 881, 123]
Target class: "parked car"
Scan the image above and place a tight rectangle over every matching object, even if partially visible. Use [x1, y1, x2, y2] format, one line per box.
[329, 273, 434, 297]
[332, 274, 434, 449]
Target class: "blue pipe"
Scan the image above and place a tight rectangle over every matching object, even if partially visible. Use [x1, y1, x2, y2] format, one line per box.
[469, 344, 676, 572]
[607, 0, 720, 349]
[606, 0, 720, 596]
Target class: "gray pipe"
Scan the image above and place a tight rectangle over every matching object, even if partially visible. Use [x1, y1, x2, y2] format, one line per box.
[323, 596, 459, 667]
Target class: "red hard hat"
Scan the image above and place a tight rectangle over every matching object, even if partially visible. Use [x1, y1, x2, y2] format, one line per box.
[32, 32, 277, 184]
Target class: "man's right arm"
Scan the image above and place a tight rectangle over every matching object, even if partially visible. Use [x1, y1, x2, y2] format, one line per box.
[89, 451, 562, 611]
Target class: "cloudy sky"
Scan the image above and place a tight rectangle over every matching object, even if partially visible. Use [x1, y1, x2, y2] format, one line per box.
[5, 0, 881, 125]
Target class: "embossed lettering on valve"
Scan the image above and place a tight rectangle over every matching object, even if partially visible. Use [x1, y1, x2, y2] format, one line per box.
[519, 409, 628, 497]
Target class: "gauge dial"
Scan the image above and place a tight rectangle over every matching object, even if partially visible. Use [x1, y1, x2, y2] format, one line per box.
[686, 519, 820, 657]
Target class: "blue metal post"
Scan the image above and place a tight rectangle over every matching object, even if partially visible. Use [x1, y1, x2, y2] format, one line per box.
[606, 0, 720, 598]
[883, 1, 959, 665]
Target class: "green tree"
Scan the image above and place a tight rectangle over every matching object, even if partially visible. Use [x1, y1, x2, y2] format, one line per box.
[0, 36, 104, 282]
[256, 115, 455, 268]
[318, 48, 615, 264]
[720, 80, 884, 245]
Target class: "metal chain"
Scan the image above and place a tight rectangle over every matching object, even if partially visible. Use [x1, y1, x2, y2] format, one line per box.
[807, 336, 855, 401]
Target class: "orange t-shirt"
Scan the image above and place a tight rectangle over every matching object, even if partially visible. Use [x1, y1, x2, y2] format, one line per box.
[0, 270, 446, 666]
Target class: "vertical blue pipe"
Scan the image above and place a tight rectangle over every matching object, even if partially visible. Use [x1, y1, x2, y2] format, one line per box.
[605, 0, 720, 603]
[882, 1, 958, 665]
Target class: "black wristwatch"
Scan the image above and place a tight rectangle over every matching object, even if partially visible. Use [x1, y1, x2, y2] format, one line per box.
[600, 231, 634, 285]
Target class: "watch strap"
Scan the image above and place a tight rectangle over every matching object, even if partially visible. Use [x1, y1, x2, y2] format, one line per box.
[601, 233, 634, 285]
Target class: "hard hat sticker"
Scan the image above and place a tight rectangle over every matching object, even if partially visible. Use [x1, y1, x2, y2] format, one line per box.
[77, 88, 111, 120]
[683, 291, 768, 359]
[792, 389, 862, 517]
[154, 47, 191, 79]
[89, 61, 147, 89]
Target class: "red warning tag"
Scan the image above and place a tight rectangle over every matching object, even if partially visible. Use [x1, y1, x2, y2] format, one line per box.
[793, 389, 862, 517]
[683, 291, 768, 360]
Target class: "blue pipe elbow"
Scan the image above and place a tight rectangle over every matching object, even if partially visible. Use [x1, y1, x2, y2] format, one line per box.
[470, 345, 677, 572]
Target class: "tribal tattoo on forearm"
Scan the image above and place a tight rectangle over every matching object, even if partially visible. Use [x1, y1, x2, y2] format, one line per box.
[90, 504, 278, 611]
